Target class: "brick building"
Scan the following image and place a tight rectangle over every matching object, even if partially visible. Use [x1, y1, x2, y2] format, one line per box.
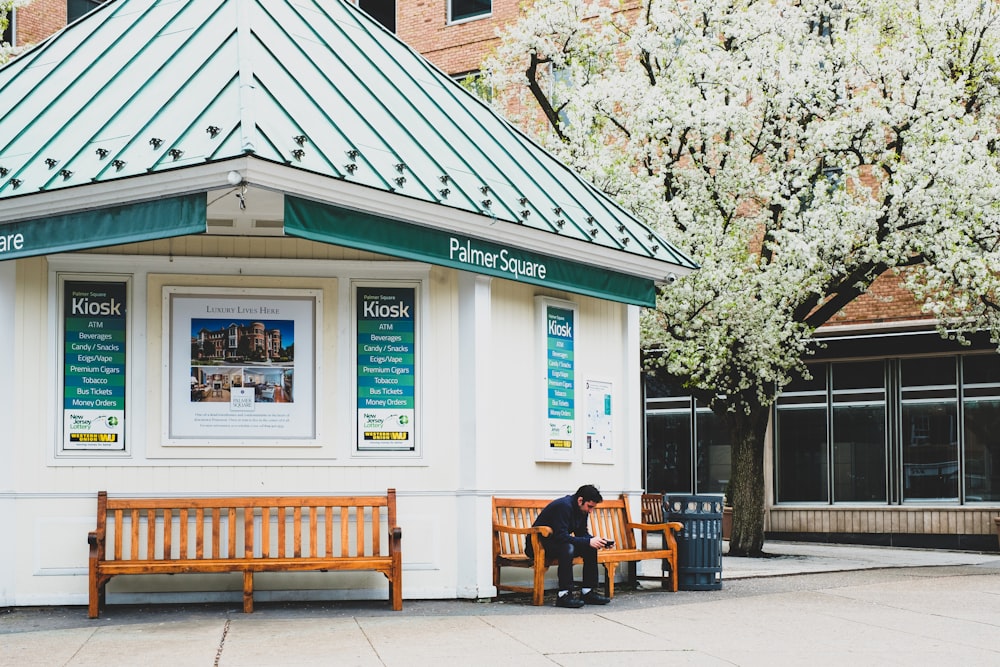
[9, 0, 999, 550]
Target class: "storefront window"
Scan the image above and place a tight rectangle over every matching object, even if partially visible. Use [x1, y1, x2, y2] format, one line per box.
[643, 370, 730, 494]
[695, 408, 731, 495]
[962, 355, 1000, 502]
[832, 405, 886, 501]
[644, 410, 692, 493]
[900, 358, 958, 501]
[776, 406, 829, 502]
[831, 360, 886, 502]
[775, 366, 828, 502]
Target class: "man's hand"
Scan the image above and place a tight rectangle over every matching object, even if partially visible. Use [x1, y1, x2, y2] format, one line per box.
[590, 537, 609, 549]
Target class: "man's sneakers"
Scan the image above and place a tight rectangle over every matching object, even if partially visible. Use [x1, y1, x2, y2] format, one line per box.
[554, 590, 611, 608]
[582, 590, 611, 605]
[554, 592, 585, 608]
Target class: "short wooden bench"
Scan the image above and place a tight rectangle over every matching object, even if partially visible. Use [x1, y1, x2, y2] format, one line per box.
[88, 489, 402, 618]
[492, 494, 682, 606]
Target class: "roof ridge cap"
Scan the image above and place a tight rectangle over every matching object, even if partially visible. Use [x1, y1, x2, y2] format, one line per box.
[236, 0, 256, 154]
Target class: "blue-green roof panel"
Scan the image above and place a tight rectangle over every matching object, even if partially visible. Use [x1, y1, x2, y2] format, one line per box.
[0, 0, 697, 273]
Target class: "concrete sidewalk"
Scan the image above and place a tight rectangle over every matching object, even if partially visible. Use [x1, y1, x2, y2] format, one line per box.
[3, 542, 1000, 666]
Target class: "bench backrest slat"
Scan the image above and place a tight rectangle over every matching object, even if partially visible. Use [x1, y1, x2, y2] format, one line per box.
[641, 493, 663, 524]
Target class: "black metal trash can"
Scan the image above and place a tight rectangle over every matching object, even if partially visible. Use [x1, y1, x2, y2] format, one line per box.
[664, 494, 723, 590]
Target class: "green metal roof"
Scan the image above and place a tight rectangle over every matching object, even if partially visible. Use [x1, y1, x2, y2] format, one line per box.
[0, 0, 696, 284]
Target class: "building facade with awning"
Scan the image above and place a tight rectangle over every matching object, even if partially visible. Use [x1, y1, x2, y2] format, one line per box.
[0, 0, 695, 608]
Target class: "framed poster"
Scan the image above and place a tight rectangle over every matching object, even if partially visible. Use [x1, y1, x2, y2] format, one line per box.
[536, 296, 578, 462]
[355, 284, 417, 452]
[583, 379, 613, 464]
[62, 279, 128, 451]
[165, 287, 318, 444]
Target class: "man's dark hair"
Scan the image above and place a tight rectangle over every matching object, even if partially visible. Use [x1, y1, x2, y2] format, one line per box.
[574, 484, 603, 504]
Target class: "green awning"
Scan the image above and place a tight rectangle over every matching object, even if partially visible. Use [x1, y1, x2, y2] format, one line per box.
[0, 194, 206, 261]
[284, 196, 656, 306]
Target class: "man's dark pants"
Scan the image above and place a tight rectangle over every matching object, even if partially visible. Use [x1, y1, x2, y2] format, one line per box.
[541, 539, 598, 591]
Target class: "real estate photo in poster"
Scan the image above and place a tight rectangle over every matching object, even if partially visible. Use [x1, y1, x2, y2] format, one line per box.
[63, 280, 127, 451]
[356, 285, 416, 451]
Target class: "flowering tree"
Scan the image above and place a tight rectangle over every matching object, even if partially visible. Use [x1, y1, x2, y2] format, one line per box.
[485, 0, 1000, 555]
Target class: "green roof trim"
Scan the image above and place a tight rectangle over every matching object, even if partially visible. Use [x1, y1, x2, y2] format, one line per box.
[0, 194, 205, 261]
[285, 196, 656, 306]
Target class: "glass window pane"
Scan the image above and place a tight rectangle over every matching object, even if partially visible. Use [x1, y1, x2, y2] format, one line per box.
[695, 409, 731, 495]
[901, 357, 955, 387]
[963, 355, 1000, 386]
[359, 0, 395, 32]
[644, 411, 692, 493]
[832, 360, 883, 390]
[643, 371, 688, 398]
[901, 402, 958, 500]
[832, 405, 886, 501]
[964, 399, 1000, 502]
[776, 407, 828, 502]
[784, 365, 825, 392]
[450, 0, 490, 22]
[68, 0, 105, 23]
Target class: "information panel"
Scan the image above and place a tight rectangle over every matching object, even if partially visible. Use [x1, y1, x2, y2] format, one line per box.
[584, 379, 613, 464]
[356, 286, 416, 451]
[62, 280, 127, 451]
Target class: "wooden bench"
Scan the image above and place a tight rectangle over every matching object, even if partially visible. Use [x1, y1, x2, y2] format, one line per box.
[88, 489, 402, 618]
[492, 494, 682, 606]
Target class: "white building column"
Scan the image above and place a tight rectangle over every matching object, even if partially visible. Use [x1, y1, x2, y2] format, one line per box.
[0, 260, 16, 605]
[455, 273, 495, 599]
[624, 304, 644, 498]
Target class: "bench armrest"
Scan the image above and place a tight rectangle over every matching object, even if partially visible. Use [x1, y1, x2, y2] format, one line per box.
[628, 521, 683, 533]
[492, 524, 552, 537]
[629, 521, 682, 551]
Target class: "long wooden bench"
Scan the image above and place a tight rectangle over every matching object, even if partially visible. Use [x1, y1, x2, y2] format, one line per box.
[492, 494, 682, 606]
[88, 489, 402, 618]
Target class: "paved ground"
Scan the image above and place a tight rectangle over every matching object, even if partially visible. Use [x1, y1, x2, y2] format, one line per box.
[2, 542, 999, 666]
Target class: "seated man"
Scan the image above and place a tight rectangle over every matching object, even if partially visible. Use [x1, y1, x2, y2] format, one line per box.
[525, 484, 613, 608]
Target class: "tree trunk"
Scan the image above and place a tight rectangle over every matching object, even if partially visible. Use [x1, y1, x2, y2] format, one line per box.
[720, 401, 769, 557]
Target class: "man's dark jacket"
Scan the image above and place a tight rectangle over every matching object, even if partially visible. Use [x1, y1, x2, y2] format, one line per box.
[527, 494, 592, 555]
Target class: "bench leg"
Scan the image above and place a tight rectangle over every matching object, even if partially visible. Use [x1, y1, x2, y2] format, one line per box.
[603, 563, 617, 599]
[389, 573, 402, 611]
[88, 574, 101, 619]
[532, 565, 546, 606]
[89, 573, 111, 619]
[243, 571, 254, 613]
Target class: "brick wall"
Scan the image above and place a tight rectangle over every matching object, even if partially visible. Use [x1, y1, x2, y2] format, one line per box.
[13, 0, 65, 47]
[397, 0, 521, 74]
[827, 270, 930, 327]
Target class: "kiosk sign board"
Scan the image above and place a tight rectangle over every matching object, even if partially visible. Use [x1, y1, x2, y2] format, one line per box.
[62, 280, 127, 450]
[546, 304, 576, 450]
[356, 286, 416, 451]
